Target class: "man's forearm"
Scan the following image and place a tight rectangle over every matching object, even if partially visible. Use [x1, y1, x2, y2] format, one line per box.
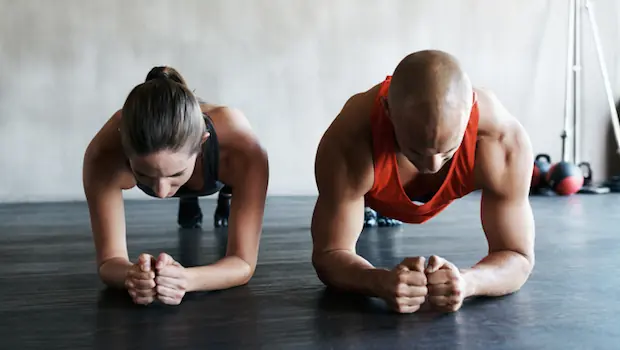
[312, 250, 387, 297]
[461, 250, 534, 298]
[185, 256, 255, 293]
[99, 257, 133, 289]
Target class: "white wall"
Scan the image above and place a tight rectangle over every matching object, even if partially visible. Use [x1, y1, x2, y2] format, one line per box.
[1, 0, 620, 202]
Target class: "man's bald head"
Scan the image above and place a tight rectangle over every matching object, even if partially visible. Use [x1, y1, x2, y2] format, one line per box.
[386, 50, 473, 173]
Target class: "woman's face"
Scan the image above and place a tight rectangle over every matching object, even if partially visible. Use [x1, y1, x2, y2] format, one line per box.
[128, 148, 198, 198]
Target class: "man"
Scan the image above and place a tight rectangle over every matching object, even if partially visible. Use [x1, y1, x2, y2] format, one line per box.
[310, 50, 535, 313]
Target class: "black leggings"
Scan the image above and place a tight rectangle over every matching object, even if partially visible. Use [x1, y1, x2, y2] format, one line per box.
[220, 185, 232, 197]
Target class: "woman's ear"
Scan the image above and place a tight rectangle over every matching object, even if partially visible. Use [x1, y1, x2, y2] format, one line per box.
[201, 131, 211, 144]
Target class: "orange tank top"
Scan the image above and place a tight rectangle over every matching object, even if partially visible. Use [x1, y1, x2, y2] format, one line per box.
[364, 76, 480, 224]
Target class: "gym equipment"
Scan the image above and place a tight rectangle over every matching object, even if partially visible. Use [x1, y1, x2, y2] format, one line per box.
[531, 154, 555, 196]
[578, 162, 611, 194]
[606, 176, 620, 192]
[603, 101, 620, 191]
[533, 154, 552, 188]
[531, 166, 540, 189]
[546, 161, 584, 195]
[563, 0, 618, 193]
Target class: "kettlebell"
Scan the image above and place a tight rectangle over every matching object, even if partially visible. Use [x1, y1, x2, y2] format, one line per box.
[533, 154, 552, 189]
[546, 161, 584, 195]
[578, 162, 592, 187]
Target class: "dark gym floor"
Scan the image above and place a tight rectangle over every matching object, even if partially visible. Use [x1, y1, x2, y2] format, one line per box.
[1, 192, 619, 349]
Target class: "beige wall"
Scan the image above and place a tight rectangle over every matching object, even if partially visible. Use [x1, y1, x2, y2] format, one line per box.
[1, 0, 620, 202]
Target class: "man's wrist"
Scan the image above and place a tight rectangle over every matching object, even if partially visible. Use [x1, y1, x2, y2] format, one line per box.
[460, 267, 478, 299]
[364, 267, 390, 298]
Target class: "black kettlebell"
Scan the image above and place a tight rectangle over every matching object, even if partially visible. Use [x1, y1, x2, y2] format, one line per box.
[533, 154, 552, 189]
[578, 162, 592, 187]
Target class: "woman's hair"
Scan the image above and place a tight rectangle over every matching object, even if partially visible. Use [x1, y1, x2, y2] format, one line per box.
[120, 66, 205, 157]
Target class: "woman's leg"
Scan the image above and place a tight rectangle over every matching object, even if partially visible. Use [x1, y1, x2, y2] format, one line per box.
[178, 197, 203, 229]
[214, 185, 232, 227]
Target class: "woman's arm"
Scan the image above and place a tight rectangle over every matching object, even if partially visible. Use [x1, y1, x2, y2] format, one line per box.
[82, 119, 136, 289]
[184, 111, 269, 292]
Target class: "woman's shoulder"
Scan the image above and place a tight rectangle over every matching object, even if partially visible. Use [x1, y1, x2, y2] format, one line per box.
[86, 110, 123, 155]
[83, 110, 135, 188]
[199, 101, 232, 117]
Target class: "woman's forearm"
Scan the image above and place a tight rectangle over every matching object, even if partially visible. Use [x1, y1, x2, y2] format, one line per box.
[98, 257, 133, 289]
[100, 255, 255, 292]
[185, 256, 255, 292]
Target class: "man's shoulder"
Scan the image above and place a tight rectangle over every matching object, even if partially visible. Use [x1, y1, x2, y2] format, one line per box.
[318, 84, 380, 153]
[473, 88, 534, 196]
[315, 86, 380, 197]
[473, 87, 506, 119]
[474, 86, 532, 150]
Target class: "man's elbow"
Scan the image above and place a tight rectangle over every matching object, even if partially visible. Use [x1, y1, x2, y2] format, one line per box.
[522, 251, 535, 277]
[311, 250, 333, 287]
[514, 250, 535, 290]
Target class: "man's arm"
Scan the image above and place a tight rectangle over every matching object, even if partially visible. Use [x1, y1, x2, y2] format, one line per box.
[185, 110, 269, 293]
[310, 121, 393, 298]
[462, 114, 535, 299]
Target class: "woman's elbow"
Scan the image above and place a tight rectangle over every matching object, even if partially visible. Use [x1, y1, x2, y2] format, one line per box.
[238, 257, 257, 285]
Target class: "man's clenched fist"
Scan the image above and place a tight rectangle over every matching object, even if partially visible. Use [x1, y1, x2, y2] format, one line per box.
[379, 257, 428, 313]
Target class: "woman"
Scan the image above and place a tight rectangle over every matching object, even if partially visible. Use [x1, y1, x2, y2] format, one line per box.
[82, 66, 269, 305]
